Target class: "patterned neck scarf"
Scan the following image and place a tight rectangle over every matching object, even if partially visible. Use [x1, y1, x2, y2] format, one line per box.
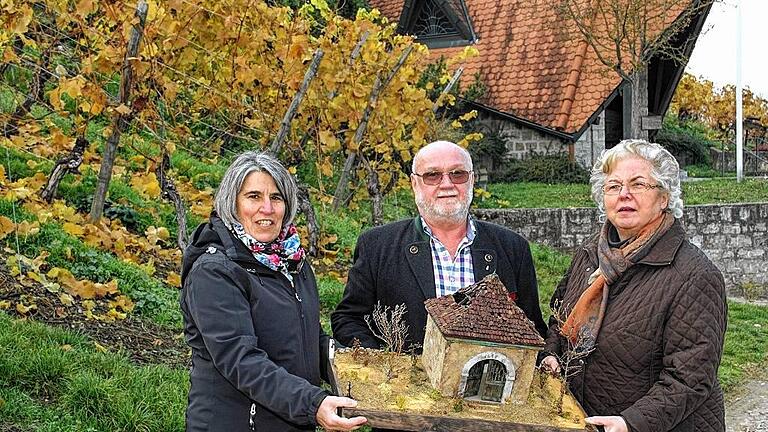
[230, 222, 306, 284]
[561, 212, 675, 350]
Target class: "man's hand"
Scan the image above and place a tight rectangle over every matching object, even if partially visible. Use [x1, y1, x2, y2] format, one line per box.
[316, 396, 367, 431]
[541, 355, 561, 374]
[585, 416, 628, 432]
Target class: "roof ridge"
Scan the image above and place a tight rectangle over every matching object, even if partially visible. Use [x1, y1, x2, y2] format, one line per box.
[555, 38, 589, 130]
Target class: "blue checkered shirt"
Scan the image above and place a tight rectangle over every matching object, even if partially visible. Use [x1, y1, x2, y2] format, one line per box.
[422, 217, 477, 297]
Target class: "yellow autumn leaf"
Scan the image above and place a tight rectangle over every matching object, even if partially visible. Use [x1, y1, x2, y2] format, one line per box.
[61, 344, 73, 352]
[319, 160, 333, 177]
[106, 308, 127, 320]
[0, 300, 10, 310]
[130, 172, 161, 198]
[115, 103, 132, 115]
[59, 292, 74, 306]
[318, 130, 341, 152]
[16, 303, 37, 315]
[110, 295, 135, 313]
[459, 110, 478, 121]
[63, 222, 85, 236]
[166, 272, 181, 287]
[75, 0, 97, 17]
[17, 220, 40, 236]
[94, 342, 108, 353]
[0, 216, 14, 240]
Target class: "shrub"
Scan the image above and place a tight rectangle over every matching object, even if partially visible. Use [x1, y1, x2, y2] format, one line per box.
[493, 154, 589, 184]
[654, 117, 715, 166]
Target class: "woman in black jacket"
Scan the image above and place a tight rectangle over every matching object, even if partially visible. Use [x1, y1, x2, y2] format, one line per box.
[180, 151, 366, 432]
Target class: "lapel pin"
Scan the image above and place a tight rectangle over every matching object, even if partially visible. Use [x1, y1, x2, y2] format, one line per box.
[409, 245, 419, 254]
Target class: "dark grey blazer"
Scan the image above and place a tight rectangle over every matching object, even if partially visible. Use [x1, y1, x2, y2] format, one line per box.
[331, 217, 547, 351]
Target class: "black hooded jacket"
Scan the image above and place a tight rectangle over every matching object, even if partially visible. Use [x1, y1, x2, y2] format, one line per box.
[180, 216, 330, 432]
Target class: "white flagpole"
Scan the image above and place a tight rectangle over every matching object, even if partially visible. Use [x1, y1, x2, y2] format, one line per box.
[736, 0, 743, 182]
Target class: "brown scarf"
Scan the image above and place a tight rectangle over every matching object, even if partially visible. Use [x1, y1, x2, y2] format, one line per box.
[561, 212, 675, 349]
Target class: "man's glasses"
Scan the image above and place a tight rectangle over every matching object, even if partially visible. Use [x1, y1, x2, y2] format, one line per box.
[413, 170, 472, 185]
[602, 181, 663, 195]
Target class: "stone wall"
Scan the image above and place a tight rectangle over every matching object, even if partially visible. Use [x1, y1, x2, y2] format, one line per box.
[476, 112, 606, 170]
[474, 202, 768, 295]
[476, 115, 566, 161]
[573, 112, 606, 169]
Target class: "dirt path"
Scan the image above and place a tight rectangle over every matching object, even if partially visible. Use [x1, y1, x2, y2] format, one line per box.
[726, 379, 768, 432]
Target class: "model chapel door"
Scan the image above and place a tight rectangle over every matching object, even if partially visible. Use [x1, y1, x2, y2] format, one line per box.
[464, 359, 505, 402]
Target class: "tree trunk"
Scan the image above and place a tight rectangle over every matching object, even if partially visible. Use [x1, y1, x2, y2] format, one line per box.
[297, 184, 319, 256]
[4, 48, 54, 138]
[269, 49, 324, 155]
[89, 1, 148, 222]
[40, 136, 88, 202]
[629, 67, 649, 141]
[362, 156, 383, 226]
[156, 153, 189, 251]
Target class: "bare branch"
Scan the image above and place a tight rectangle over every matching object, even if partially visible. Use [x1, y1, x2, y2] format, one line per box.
[364, 301, 409, 355]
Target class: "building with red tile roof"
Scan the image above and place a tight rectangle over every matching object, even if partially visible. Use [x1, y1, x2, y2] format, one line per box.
[368, 0, 712, 168]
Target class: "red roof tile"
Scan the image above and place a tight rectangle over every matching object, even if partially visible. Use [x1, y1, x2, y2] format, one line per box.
[424, 274, 545, 347]
[369, 0, 688, 133]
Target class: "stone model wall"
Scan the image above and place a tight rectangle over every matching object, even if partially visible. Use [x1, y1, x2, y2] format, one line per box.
[474, 202, 768, 296]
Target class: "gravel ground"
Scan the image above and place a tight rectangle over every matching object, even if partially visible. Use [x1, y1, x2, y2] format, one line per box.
[727, 379, 768, 432]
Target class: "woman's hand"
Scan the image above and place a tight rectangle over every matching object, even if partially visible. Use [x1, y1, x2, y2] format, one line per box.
[541, 355, 561, 374]
[585, 416, 628, 432]
[316, 396, 367, 431]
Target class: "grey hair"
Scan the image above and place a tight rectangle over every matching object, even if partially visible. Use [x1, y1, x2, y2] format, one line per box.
[214, 151, 298, 229]
[590, 139, 684, 219]
[411, 140, 473, 173]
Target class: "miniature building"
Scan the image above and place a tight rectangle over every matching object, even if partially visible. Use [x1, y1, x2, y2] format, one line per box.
[422, 274, 545, 404]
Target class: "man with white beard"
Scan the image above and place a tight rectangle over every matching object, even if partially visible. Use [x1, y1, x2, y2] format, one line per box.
[331, 141, 547, 352]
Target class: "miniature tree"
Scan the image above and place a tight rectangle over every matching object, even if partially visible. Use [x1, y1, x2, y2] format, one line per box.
[364, 302, 410, 380]
[364, 301, 410, 354]
[543, 300, 596, 415]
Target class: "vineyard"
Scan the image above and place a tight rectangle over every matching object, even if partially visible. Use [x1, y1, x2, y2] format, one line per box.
[0, 0, 487, 324]
[0, 1, 488, 428]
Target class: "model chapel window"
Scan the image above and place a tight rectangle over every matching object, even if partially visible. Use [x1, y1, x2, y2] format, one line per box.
[464, 359, 505, 403]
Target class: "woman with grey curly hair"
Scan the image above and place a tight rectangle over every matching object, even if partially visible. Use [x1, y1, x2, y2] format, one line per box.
[180, 151, 366, 432]
[541, 139, 726, 432]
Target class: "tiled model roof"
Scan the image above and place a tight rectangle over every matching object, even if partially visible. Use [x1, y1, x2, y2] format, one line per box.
[369, 0, 687, 134]
[424, 274, 545, 347]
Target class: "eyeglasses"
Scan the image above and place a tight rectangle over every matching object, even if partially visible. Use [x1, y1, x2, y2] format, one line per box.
[603, 181, 663, 195]
[413, 170, 472, 185]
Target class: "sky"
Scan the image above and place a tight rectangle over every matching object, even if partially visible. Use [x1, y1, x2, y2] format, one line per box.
[685, 0, 768, 99]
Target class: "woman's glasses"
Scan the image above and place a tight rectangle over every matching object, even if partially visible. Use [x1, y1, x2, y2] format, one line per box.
[603, 181, 663, 195]
[412, 170, 472, 185]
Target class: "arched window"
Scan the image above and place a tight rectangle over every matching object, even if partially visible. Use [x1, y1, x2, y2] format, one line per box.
[396, 0, 476, 49]
[464, 359, 506, 403]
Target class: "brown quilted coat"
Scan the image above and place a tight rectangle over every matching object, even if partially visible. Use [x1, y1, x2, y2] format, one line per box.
[544, 220, 727, 432]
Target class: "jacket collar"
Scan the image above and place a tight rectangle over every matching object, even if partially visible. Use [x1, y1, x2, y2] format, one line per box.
[583, 218, 686, 267]
[405, 216, 498, 300]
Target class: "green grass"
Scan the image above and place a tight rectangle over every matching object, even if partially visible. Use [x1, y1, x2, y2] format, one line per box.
[477, 182, 594, 209]
[685, 164, 735, 178]
[719, 301, 768, 391]
[475, 178, 768, 209]
[0, 312, 187, 431]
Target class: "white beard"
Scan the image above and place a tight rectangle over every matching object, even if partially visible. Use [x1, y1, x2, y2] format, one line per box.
[415, 188, 473, 225]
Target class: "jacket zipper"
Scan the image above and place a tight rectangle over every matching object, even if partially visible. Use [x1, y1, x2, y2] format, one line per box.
[290, 274, 311, 377]
[249, 403, 256, 431]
